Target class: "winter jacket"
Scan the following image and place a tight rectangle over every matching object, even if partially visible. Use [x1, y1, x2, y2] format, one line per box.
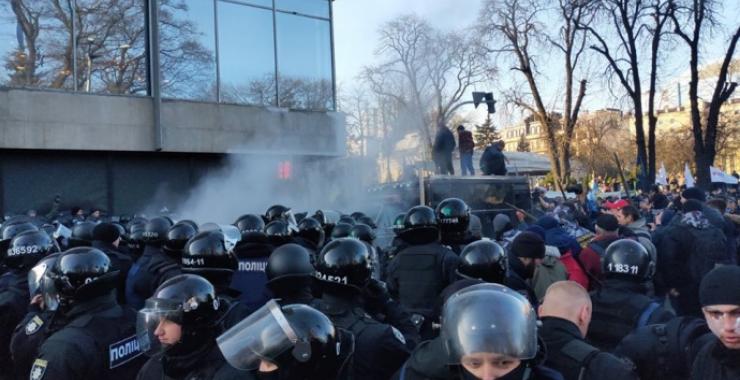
[433, 127, 456, 154]
[457, 130, 474, 154]
[690, 338, 740, 380]
[532, 255, 569, 303]
[480, 145, 507, 175]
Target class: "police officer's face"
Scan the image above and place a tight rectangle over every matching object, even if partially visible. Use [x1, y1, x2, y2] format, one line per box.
[461, 353, 520, 380]
[703, 305, 740, 349]
[154, 318, 182, 345]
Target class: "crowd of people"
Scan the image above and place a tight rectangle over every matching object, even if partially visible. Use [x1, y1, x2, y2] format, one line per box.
[0, 183, 738, 380]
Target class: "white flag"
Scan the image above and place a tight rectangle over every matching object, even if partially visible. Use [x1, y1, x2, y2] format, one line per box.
[684, 163, 695, 188]
[656, 163, 668, 186]
[711, 166, 739, 185]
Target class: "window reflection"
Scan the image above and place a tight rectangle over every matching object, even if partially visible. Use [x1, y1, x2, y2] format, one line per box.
[160, 0, 217, 101]
[229, 0, 272, 8]
[275, 0, 329, 19]
[217, 1, 276, 106]
[276, 13, 333, 110]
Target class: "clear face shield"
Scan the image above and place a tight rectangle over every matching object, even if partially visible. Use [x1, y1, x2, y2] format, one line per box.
[217, 300, 300, 370]
[136, 298, 185, 356]
[28, 262, 49, 297]
[40, 272, 60, 311]
[441, 284, 538, 364]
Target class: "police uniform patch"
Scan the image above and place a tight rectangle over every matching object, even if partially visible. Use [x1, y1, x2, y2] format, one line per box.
[108, 335, 143, 369]
[25, 316, 44, 335]
[391, 327, 406, 345]
[30, 359, 47, 380]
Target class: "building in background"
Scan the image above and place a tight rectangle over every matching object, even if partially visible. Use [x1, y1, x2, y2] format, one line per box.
[0, 0, 345, 215]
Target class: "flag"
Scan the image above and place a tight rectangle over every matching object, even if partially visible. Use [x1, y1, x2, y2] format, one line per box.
[710, 166, 739, 185]
[656, 163, 668, 186]
[684, 163, 695, 188]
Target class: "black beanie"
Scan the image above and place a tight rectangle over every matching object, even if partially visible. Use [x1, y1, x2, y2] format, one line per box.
[682, 199, 703, 213]
[92, 222, 121, 244]
[700, 265, 740, 307]
[682, 187, 706, 202]
[510, 231, 546, 259]
[595, 214, 619, 232]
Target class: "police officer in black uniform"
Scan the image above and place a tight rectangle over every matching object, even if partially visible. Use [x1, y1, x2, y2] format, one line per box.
[588, 239, 674, 351]
[436, 198, 478, 254]
[266, 243, 316, 305]
[385, 206, 459, 339]
[329, 222, 353, 241]
[181, 230, 250, 328]
[136, 274, 246, 380]
[232, 215, 273, 313]
[385, 212, 409, 262]
[1, 229, 55, 379]
[68, 221, 97, 247]
[126, 220, 148, 260]
[217, 300, 351, 380]
[9, 252, 60, 380]
[125, 217, 180, 309]
[265, 220, 294, 247]
[161, 221, 198, 261]
[30, 247, 146, 380]
[293, 217, 325, 256]
[92, 222, 134, 304]
[314, 238, 411, 380]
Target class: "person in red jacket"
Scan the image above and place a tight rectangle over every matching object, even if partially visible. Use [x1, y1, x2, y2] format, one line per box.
[456, 125, 475, 176]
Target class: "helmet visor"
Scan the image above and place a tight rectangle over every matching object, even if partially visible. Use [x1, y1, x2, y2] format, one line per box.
[219, 225, 242, 252]
[441, 284, 537, 363]
[28, 262, 49, 296]
[136, 299, 185, 356]
[217, 299, 297, 370]
[41, 272, 59, 311]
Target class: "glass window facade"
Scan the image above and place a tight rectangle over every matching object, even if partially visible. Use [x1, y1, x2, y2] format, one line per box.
[0, 0, 335, 111]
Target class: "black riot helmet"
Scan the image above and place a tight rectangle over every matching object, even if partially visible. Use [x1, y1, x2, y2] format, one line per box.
[314, 238, 371, 291]
[6, 230, 57, 270]
[350, 212, 367, 221]
[435, 198, 471, 233]
[312, 210, 340, 227]
[349, 224, 376, 244]
[338, 215, 356, 226]
[330, 222, 353, 241]
[45, 247, 119, 312]
[137, 274, 221, 356]
[218, 301, 342, 378]
[266, 204, 291, 222]
[127, 223, 146, 257]
[142, 216, 173, 246]
[28, 252, 60, 298]
[0, 221, 38, 258]
[265, 220, 293, 246]
[400, 206, 439, 244]
[456, 240, 507, 284]
[356, 215, 377, 229]
[163, 222, 198, 259]
[182, 230, 238, 278]
[392, 213, 406, 236]
[234, 214, 266, 240]
[441, 283, 538, 366]
[296, 217, 325, 249]
[69, 221, 97, 247]
[602, 239, 654, 281]
[266, 243, 315, 284]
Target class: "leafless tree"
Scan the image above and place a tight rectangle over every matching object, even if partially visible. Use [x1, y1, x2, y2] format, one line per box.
[479, 0, 592, 189]
[667, 0, 739, 188]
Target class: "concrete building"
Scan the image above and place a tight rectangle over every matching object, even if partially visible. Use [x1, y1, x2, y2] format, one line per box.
[0, 0, 345, 215]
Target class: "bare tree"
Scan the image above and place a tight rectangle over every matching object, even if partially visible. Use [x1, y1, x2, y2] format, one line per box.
[479, 0, 591, 189]
[576, 0, 671, 190]
[667, 0, 739, 188]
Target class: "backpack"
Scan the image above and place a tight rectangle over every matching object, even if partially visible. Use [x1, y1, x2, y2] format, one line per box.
[560, 340, 601, 380]
[682, 224, 728, 283]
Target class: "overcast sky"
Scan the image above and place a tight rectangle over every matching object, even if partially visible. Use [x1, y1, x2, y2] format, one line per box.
[332, 0, 739, 126]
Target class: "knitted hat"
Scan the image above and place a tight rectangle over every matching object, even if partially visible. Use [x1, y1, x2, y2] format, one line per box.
[700, 265, 740, 306]
[510, 231, 546, 259]
[682, 187, 707, 202]
[595, 214, 619, 232]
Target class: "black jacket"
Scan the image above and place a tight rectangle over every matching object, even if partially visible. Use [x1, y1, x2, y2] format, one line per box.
[0, 270, 30, 379]
[539, 317, 638, 380]
[690, 338, 740, 380]
[506, 252, 538, 307]
[92, 240, 133, 304]
[433, 127, 456, 154]
[136, 342, 249, 380]
[480, 145, 507, 175]
[125, 245, 181, 310]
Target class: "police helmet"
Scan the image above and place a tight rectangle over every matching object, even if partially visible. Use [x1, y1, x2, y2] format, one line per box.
[234, 214, 266, 240]
[330, 222, 353, 241]
[6, 230, 57, 270]
[265, 220, 292, 246]
[441, 283, 537, 364]
[314, 238, 371, 291]
[266, 243, 315, 284]
[45, 247, 119, 311]
[142, 217, 173, 246]
[265, 205, 291, 222]
[356, 215, 377, 229]
[137, 274, 221, 355]
[392, 213, 406, 236]
[182, 230, 238, 275]
[350, 212, 367, 221]
[456, 240, 507, 284]
[163, 222, 198, 259]
[28, 252, 60, 297]
[404, 206, 438, 231]
[296, 217, 325, 249]
[602, 239, 654, 280]
[0, 221, 39, 258]
[338, 215, 356, 226]
[312, 210, 340, 227]
[349, 224, 376, 244]
[435, 198, 471, 233]
[69, 221, 97, 247]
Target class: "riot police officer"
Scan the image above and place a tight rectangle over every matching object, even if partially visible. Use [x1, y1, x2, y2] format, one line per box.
[293, 217, 325, 255]
[588, 239, 674, 351]
[455, 239, 508, 284]
[385, 206, 459, 339]
[265, 243, 316, 305]
[92, 222, 133, 304]
[314, 238, 410, 380]
[436, 198, 478, 254]
[125, 217, 180, 309]
[30, 247, 145, 380]
[1, 229, 55, 379]
[231, 215, 273, 312]
[385, 212, 409, 262]
[161, 221, 198, 260]
[217, 300, 351, 380]
[68, 221, 97, 247]
[265, 220, 294, 247]
[181, 230, 250, 328]
[395, 283, 561, 380]
[329, 222, 353, 241]
[136, 274, 245, 379]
